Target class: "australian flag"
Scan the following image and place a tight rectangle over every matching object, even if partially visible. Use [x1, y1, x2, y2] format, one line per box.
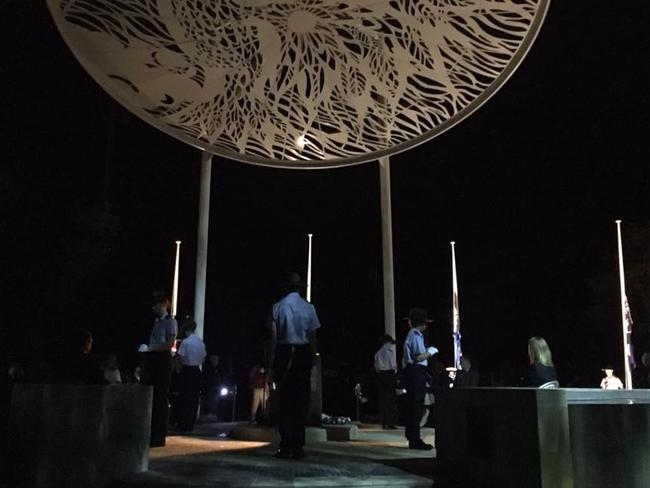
[624, 296, 637, 371]
[453, 290, 462, 370]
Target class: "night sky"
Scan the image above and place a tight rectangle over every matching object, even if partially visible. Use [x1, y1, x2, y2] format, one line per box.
[3, 1, 650, 402]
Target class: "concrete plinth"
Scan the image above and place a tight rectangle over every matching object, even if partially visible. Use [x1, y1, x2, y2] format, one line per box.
[436, 387, 650, 488]
[566, 389, 650, 488]
[231, 424, 327, 444]
[7, 383, 152, 488]
[437, 387, 572, 488]
[323, 424, 359, 441]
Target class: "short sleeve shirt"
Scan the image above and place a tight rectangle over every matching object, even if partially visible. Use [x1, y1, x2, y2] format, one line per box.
[178, 334, 207, 366]
[403, 328, 427, 367]
[374, 343, 397, 371]
[149, 314, 178, 346]
[272, 292, 321, 345]
[600, 376, 623, 390]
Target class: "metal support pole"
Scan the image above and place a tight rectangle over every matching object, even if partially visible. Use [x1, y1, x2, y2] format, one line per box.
[194, 152, 212, 340]
[379, 157, 396, 339]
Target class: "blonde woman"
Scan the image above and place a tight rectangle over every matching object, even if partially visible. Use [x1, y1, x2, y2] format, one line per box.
[524, 337, 557, 387]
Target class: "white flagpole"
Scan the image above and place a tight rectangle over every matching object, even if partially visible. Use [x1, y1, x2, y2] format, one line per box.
[451, 241, 462, 370]
[172, 240, 181, 317]
[615, 220, 633, 389]
[306, 233, 313, 303]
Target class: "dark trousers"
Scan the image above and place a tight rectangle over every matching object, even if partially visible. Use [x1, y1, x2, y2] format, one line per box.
[143, 352, 172, 446]
[404, 364, 426, 442]
[274, 344, 313, 450]
[178, 365, 202, 431]
[377, 371, 396, 427]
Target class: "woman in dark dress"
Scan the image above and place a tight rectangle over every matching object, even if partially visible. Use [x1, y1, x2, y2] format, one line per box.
[524, 336, 557, 387]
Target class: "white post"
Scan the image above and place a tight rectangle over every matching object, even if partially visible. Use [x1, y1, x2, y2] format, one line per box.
[379, 157, 396, 339]
[451, 241, 462, 370]
[194, 152, 212, 340]
[615, 220, 633, 389]
[306, 233, 313, 302]
[172, 240, 181, 317]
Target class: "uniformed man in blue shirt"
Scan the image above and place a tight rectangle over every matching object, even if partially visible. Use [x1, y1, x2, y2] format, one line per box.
[176, 317, 206, 432]
[268, 272, 321, 460]
[143, 291, 178, 447]
[403, 307, 437, 450]
[374, 334, 397, 429]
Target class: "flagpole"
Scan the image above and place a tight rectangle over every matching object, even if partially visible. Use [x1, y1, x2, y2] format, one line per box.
[306, 233, 313, 303]
[172, 240, 181, 317]
[451, 241, 462, 370]
[615, 220, 633, 389]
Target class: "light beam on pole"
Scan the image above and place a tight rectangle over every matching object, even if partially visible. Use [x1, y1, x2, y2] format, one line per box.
[451, 241, 462, 370]
[172, 240, 181, 317]
[306, 233, 313, 303]
[615, 220, 633, 389]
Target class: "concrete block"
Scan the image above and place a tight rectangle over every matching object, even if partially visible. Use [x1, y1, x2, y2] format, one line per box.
[436, 388, 650, 488]
[436, 388, 573, 488]
[305, 426, 328, 443]
[7, 384, 152, 488]
[231, 424, 326, 444]
[323, 424, 359, 441]
[567, 389, 650, 488]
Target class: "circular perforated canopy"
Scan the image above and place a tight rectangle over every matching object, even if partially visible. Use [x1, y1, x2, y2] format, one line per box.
[47, 0, 549, 168]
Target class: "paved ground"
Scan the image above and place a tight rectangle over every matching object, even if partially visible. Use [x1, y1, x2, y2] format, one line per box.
[112, 423, 437, 487]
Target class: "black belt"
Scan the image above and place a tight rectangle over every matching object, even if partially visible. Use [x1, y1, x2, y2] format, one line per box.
[378, 370, 395, 373]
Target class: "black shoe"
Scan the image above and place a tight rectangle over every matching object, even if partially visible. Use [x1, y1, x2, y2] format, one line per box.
[408, 440, 433, 450]
[274, 448, 291, 459]
[291, 447, 306, 460]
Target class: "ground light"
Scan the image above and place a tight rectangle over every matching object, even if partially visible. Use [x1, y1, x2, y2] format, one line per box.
[219, 385, 238, 422]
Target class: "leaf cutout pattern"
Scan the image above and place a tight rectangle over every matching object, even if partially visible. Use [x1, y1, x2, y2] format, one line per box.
[48, 0, 548, 167]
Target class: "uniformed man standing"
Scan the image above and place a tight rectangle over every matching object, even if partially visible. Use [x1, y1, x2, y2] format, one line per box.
[374, 334, 397, 429]
[143, 291, 178, 447]
[269, 272, 321, 460]
[403, 307, 437, 450]
[176, 317, 207, 432]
